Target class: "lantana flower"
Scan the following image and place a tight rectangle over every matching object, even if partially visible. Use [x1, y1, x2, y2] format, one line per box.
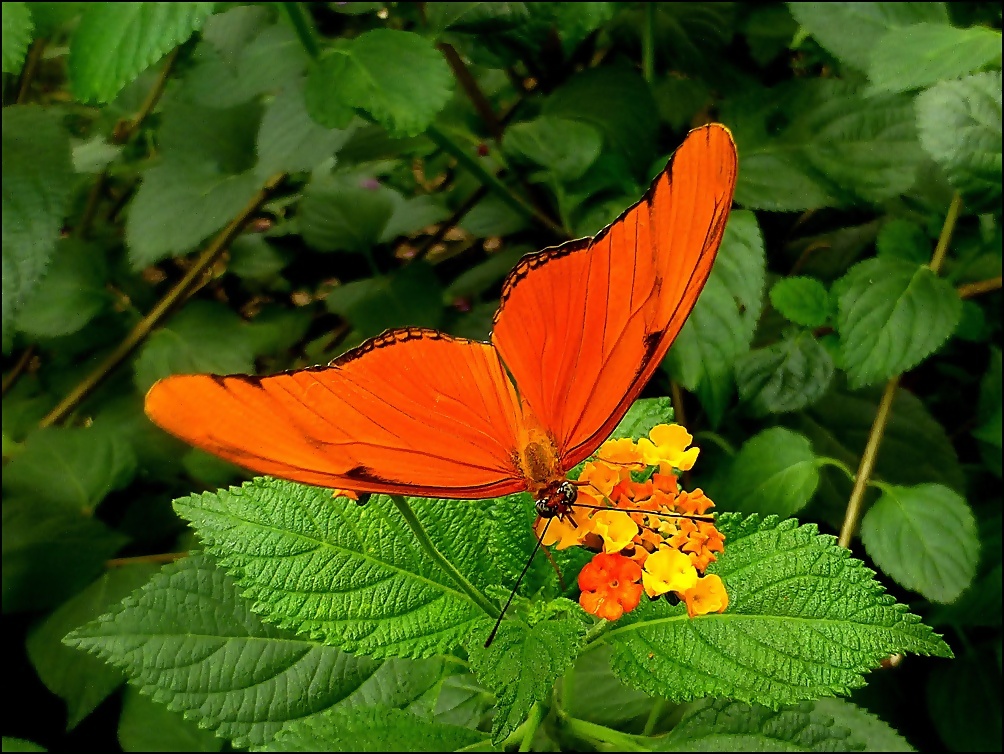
[577, 552, 643, 621]
[641, 546, 698, 598]
[682, 574, 729, 617]
[637, 424, 700, 471]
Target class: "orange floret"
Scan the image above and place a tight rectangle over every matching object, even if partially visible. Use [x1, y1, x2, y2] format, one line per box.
[578, 553, 643, 621]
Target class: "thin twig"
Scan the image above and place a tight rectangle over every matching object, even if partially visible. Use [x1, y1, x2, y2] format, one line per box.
[2, 346, 35, 397]
[106, 552, 187, 568]
[642, 3, 656, 83]
[438, 42, 503, 141]
[416, 185, 489, 259]
[39, 173, 286, 428]
[76, 172, 107, 240]
[113, 48, 179, 145]
[16, 39, 45, 103]
[958, 275, 1002, 299]
[929, 192, 962, 275]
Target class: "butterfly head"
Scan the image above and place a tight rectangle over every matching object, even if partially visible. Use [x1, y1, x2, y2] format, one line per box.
[534, 479, 577, 519]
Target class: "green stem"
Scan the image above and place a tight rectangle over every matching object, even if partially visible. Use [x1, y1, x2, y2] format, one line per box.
[581, 619, 612, 650]
[814, 456, 856, 483]
[693, 430, 737, 457]
[642, 3, 656, 83]
[518, 703, 544, 752]
[388, 495, 499, 618]
[929, 192, 962, 275]
[278, 2, 320, 59]
[642, 699, 667, 736]
[560, 715, 649, 752]
[425, 124, 568, 238]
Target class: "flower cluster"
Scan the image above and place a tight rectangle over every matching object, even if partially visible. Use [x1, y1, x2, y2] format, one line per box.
[536, 424, 728, 622]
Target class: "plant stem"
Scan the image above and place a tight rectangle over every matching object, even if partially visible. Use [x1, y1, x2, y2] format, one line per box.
[642, 3, 656, 83]
[2, 345, 35, 397]
[106, 552, 187, 568]
[518, 703, 543, 752]
[642, 699, 667, 736]
[388, 495, 499, 618]
[278, 2, 320, 59]
[425, 124, 568, 238]
[439, 42, 503, 140]
[958, 275, 1002, 299]
[837, 193, 963, 548]
[16, 39, 45, 103]
[560, 715, 649, 752]
[38, 173, 286, 428]
[114, 47, 179, 145]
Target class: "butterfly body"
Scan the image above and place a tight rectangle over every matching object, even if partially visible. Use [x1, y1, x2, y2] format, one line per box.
[145, 125, 738, 505]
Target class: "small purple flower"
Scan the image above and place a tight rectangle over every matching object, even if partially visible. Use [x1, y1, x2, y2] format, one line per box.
[359, 177, 381, 191]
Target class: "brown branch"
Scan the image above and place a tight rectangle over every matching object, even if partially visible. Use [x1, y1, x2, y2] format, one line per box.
[106, 551, 187, 568]
[2, 346, 35, 397]
[16, 39, 46, 103]
[438, 42, 503, 141]
[39, 173, 286, 428]
[416, 185, 489, 260]
[112, 47, 179, 145]
[958, 275, 1002, 300]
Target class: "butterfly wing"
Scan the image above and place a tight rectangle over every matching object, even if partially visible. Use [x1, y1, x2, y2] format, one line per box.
[145, 328, 527, 496]
[491, 124, 738, 469]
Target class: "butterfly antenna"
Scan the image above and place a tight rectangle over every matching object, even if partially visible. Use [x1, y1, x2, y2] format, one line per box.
[571, 500, 714, 523]
[485, 516, 553, 648]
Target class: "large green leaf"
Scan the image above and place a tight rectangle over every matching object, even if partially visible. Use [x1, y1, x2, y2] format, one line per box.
[15, 240, 109, 338]
[66, 553, 450, 748]
[325, 264, 445, 338]
[174, 481, 499, 658]
[118, 689, 222, 753]
[927, 649, 1002, 752]
[69, 2, 214, 102]
[306, 29, 453, 136]
[868, 23, 1002, 94]
[299, 175, 397, 254]
[1, 106, 75, 352]
[861, 483, 979, 604]
[735, 332, 835, 416]
[605, 516, 952, 708]
[769, 277, 833, 329]
[915, 71, 1002, 208]
[834, 257, 962, 388]
[26, 566, 156, 729]
[2, 2, 33, 75]
[503, 115, 603, 181]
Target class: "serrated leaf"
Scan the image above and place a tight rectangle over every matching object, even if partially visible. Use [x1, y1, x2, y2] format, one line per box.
[69, 1, 214, 103]
[736, 332, 835, 417]
[26, 566, 157, 730]
[927, 649, 1002, 752]
[788, 2, 949, 71]
[860, 484, 979, 604]
[256, 82, 355, 179]
[544, 64, 659, 176]
[868, 23, 1002, 94]
[325, 264, 445, 338]
[609, 397, 675, 441]
[605, 515, 952, 708]
[15, 240, 109, 338]
[876, 219, 930, 264]
[306, 30, 453, 137]
[65, 553, 450, 748]
[770, 277, 833, 328]
[2, 497, 126, 613]
[2, 426, 137, 513]
[380, 193, 450, 243]
[2, 106, 75, 352]
[133, 301, 257, 392]
[835, 257, 962, 387]
[299, 175, 396, 254]
[2, 2, 33, 75]
[118, 689, 222, 753]
[69, 2, 214, 102]
[656, 698, 859, 751]
[266, 706, 487, 752]
[426, 2, 529, 34]
[714, 428, 820, 517]
[465, 616, 583, 742]
[811, 698, 915, 752]
[503, 116, 603, 181]
[916, 71, 1002, 208]
[665, 210, 765, 425]
[174, 481, 499, 658]
[227, 234, 290, 280]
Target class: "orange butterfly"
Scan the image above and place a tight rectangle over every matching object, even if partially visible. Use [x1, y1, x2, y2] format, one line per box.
[145, 124, 738, 518]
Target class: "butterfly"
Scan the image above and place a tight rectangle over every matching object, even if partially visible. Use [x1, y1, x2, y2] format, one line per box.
[145, 124, 738, 518]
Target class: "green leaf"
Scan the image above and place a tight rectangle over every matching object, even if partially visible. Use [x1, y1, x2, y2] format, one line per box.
[915, 71, 1002, 208]
[1, 740, 46, 753]
[835, 257, 962, 388]
[876, 219, 931, 264]
[665, 210, 765, 425]
[256, 82, 355, 179]
[15, 240, 109, 338]
[118, 688, 222, 753]
[266, 707, 487, 752]
[2, 497, 126, 613]
[811, 698, 915, 752]
[2, 2, 33, 75]
[770, 277, 833, 328]
[380, 193, 450, 243]
[564, 644, 656, 727]
[2, 106, 75, 352]
[2, 426, 137, 513]
[927, 649, 1002, 752]
[735, 332, 835, 416]
[227, 234, 291, 280]
[426, 3, 530, 34]
[868, 23, 1002, 94]
[607, 515, 952, 708]
[174, 481, 498, 658]
[544, 64, 659, 177]
[503, 116, 603, 181]
[973, 347, 1002, 449]
[66, 553, 450, 748]
[861, 483, 979, 604]
[306, 30, 453, 137]
[69, 2, 214, 102]
[609, 397, 675, 442]
[788, 2, 949, 71]
[655, 698, 875, 751]
[465, 615, 584, 741]
[126, 101, 263, 267]
[325, 264, 445, 338]
[133, 301, 257, 393]
[26, 566, 157, 729]
[714, 428, 820, 517]
[299, 175, 396, 254]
